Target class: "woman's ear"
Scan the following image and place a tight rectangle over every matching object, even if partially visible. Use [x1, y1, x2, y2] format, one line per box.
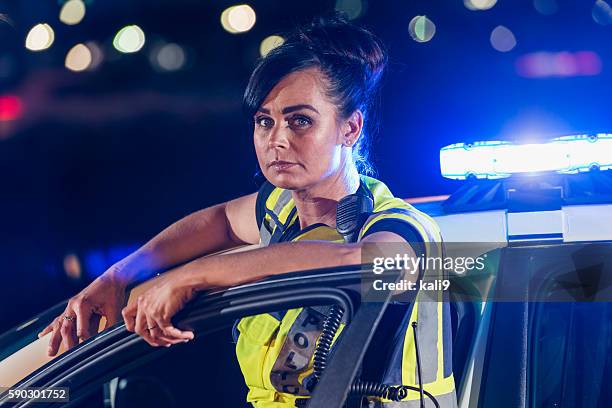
[342, 110, 363, 147]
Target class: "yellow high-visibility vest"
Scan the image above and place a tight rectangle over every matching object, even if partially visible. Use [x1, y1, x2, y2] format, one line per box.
[234, 176, 456, 407]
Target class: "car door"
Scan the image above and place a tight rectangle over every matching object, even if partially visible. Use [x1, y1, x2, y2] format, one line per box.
[469, 242, 612, 408]
[0, 265, 370, 408]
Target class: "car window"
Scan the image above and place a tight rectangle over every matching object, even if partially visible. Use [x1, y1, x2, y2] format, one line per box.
[525, 243, 612, 407]
[104, 323, 248, 408]
[65, 305, 347, 408]
[475, 243, 612, 408]
[530, 302, 612, 407]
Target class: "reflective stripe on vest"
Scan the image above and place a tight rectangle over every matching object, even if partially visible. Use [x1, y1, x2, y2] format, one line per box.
[260, 189, 295, 246]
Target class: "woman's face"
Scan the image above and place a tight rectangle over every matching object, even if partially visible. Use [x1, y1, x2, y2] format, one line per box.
[253, 67, 353, 191]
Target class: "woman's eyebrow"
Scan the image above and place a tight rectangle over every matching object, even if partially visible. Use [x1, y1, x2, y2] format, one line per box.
[282, 104, 320, 115]
[256, 104, 320, 115]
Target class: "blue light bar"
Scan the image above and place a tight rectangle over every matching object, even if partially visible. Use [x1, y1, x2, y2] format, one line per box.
[440, 134, 612, 180]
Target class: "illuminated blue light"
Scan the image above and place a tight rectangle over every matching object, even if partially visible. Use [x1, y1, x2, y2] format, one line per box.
[84, 250, 106, 279]
[84, 244, 140, 279]
[440, 134, 612, 180]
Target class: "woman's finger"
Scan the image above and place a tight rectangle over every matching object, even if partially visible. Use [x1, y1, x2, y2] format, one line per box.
[150, 315, 190, 345]
[60, 317, 78, 351]
[122, 304, 136, 332]
[38, 322, 54, 338]
[159, 322, 195, 341]
[152, 309, 194, 341]
[134, 305, 147, 337]
[47, 319, 63, 357]
[135, 306, 161, 347]
[72, 299, 93, 340]
[145, 315, 169, 346]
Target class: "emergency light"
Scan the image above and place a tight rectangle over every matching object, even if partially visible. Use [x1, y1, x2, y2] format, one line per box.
[440, 133, 612, 180]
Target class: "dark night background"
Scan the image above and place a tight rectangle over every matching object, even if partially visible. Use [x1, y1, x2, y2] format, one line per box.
[0, 0, 611, 333]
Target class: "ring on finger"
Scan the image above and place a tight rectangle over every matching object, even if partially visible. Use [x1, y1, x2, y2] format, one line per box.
[63, 315, 76, 322]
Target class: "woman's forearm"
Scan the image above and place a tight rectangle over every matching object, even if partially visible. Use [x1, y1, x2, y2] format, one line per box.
[106, 203, 242, 286]
[178, 241, 362, 291]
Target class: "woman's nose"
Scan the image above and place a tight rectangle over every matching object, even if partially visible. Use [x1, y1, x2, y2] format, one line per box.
[268, 127, 289, 150]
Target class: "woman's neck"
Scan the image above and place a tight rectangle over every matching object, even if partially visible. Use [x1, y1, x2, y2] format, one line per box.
[291, 165, 361, 230]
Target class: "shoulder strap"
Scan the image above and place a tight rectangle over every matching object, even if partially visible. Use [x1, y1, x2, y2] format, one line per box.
[256, 181, 296, 246]
[255, 180, 276, 228]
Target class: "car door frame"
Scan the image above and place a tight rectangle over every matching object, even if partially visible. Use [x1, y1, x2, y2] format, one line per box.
[0, 265, 372, 408]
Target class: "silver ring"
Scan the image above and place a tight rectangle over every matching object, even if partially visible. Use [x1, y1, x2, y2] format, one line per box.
[63, 315, 76, 322]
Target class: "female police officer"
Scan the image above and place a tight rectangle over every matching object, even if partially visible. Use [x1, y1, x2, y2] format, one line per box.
[39, 15, 456, 407]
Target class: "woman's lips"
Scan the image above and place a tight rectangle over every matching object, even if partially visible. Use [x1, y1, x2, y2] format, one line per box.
[269, 161, 297, 171]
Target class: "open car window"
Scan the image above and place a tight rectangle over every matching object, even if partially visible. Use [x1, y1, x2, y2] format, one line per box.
[475, 242, 612, 408]
[528, 243, 612, 407]
[0, 264, 362, 408]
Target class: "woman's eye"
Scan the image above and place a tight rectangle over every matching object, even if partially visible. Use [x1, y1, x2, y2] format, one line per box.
[288, 115, 312, 128]
[255, 116, 274, 128]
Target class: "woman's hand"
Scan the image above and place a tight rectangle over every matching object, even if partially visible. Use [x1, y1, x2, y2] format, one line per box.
[38, 273, 128, 357]
[121, 276, 195, 347]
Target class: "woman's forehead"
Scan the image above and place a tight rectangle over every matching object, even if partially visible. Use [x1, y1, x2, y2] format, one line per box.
[260, 68, 331, 112]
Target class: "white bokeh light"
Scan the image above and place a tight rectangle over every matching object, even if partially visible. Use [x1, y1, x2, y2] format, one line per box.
[25, 23, 55, 51]
[59, 0, 86, 25]
[464, 0, 497, 11]
[259, 35, 284, 57]
[65, 43, 92, 72]
[334, 0, 364, 20]
[221, 5, 256, 34]
[408, 16, 436, 43]
[113, 25, 146, 53]
[490, 25, 517, 52]
[153, 43, 186, 71]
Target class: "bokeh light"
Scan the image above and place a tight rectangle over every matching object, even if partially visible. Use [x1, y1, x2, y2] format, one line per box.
[65, 43, 92, 72]
[533, 0, 558, 15]
[408, 16, 436, 43]
[151, 43, 186, 72]
[592, 0, 612, 25]
[63, 254, 82, 280]
[490, 25, 516, 52]
[259, 35, 284, 57]
[464, 0, 497, 11]
[0, 95, 23, 122]
[25, 23, 55, 51]
[59, 0, 86, 26]
[335, 0, 365, 20]
[220, 4, 256, 34]
[86, 41, 104, 70]
[113, 25, 146, 53]
[516, 51, 602, 78]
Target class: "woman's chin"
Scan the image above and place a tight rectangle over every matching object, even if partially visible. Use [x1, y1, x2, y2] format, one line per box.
[265, 173, 306, 190]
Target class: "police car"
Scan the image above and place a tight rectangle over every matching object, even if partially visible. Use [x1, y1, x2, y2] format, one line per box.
[1, 135, 611, 407]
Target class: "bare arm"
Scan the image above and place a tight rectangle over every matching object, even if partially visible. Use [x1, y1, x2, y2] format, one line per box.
[38, 192, 259, 355]
[123, 231, 415, 347]
[107, 192, 260, 287]
[175, 231, 412, 290]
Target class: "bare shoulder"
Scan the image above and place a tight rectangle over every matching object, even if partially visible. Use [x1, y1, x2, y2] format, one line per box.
[224, 192, 260, 245]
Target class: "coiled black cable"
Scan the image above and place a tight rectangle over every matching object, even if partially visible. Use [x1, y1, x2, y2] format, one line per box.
[301, 304, 441, 408]
[312, 303, 344, 380]
[296, 384, 439, 407]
